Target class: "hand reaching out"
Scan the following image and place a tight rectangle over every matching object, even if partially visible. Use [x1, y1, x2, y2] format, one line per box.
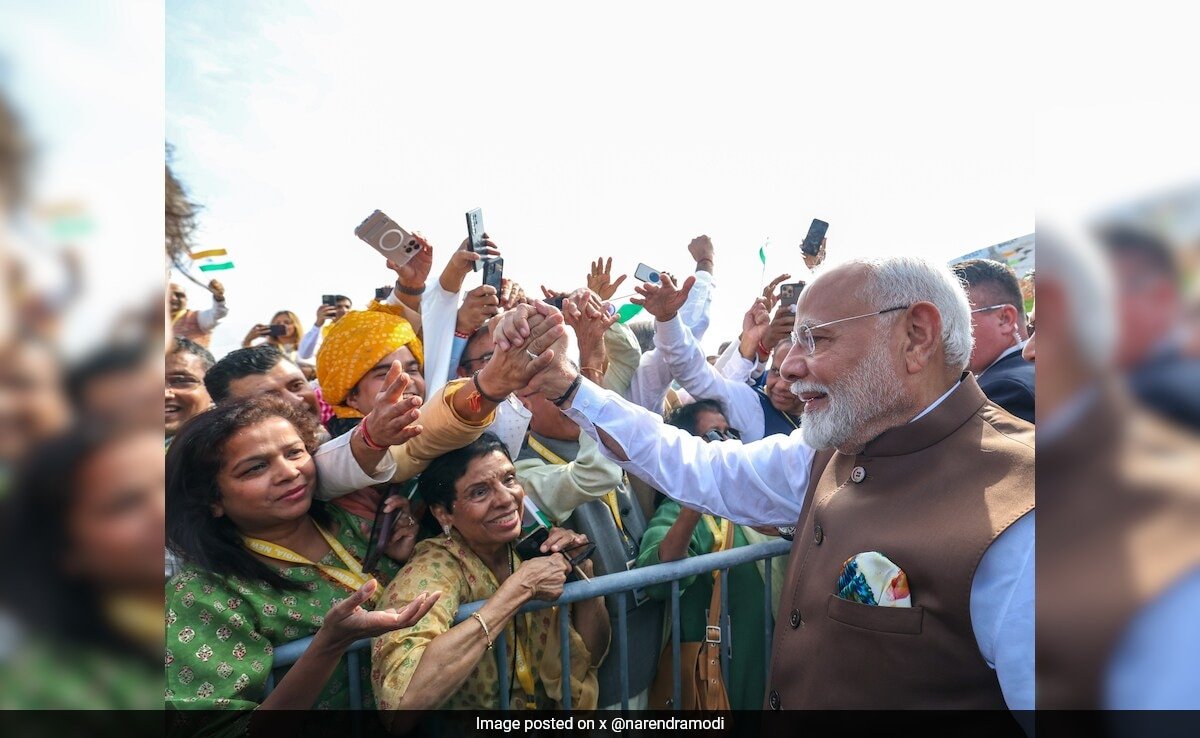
[441, 236, 501, 293]
[587, 257, 627, 301]
[457, 285, 500, 335]
[361, 364, 423, 447]
[314, 579, 441, 654]
[630, 272, 696, 322]
[388, 234, 433, 288]
[761, 273, 791, 310]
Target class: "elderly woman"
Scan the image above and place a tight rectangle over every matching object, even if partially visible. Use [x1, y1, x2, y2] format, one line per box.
[372, 434, 610, 721]
[165, 396, 440, 712]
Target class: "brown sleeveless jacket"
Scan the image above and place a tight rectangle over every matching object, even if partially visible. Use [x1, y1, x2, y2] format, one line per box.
[1037, 385, 1200, 708]
[766, 374, 1034, 709]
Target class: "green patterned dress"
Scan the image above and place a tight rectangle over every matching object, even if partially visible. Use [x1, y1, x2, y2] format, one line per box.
[164, 505, 401, 710]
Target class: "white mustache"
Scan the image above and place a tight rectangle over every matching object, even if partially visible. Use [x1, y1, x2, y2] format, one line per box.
[790, 381, 831, 397]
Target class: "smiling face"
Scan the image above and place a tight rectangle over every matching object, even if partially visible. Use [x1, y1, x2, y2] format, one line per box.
[225, 359, 319, 420]
[779, 264, 910, 452]
[765, 341, 805, 416]
[211, 416, 317, 533]
[346, 345, 425, 415]
[165, 348, 212, 437]
[433, 450, 525, 549]
[168, 282, 187, 313]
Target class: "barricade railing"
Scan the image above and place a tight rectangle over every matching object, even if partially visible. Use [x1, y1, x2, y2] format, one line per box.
[265, 538, 792, 714]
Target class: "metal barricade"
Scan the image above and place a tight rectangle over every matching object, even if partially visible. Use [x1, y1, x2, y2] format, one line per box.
[265, 538, 791, 713]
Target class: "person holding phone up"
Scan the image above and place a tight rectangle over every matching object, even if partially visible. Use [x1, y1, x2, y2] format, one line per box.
[242, 309, 304, 365]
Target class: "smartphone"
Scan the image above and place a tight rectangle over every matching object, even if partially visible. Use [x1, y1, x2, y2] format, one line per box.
[268, 324, 287, 337]
[362, 493, 402, 574]
[374, 286, 392, 301]
[355, 209, 422, 266]
[779, 281, 806, 308]
[543, 295, 566, 310]
[482, 257, 504, 293]
[321, 294, 337, 307]
[801, 218, 829, 256]
[633, 263, 662, 284]
[515, 526, 551, 561]
[465, 208, 485, 273]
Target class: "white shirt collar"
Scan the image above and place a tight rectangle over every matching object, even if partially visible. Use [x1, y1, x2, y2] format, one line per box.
[980, 340, 1027, 376]
[910, 379, 962, 423]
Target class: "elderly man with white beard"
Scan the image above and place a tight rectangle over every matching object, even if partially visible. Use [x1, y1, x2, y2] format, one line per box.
[492, 255, 1034, 716]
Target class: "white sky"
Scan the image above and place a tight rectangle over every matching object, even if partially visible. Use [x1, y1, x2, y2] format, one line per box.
[166, 1, 1037, 360]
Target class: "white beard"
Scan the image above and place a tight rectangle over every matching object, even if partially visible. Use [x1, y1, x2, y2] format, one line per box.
[793, 346, 905, 451]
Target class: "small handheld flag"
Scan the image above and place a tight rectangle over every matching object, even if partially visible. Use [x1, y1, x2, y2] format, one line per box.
[189, 248, 234, 272]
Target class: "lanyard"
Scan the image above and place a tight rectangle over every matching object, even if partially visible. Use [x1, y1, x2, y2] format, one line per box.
[702, 515, 731, 554]
[511, 612, 538, 709]
[171, 308, 188, 324]
[243, 521, 378, 603]
[526, 435, 628, 538]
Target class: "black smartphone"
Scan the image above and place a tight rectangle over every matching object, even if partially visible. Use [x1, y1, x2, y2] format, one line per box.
[321, 294, 337, 307]
[465, 208, 485, 273]
[268, 324, 287, 337]
[514, 526, 550, 561]
[779, 281, 806, 309]
[801, 218, 829, 256]
[543, 295, 566, 310]
[482, 257, 504, 293]
[362, 494, 400, 574]
[374, 286, 392, 301]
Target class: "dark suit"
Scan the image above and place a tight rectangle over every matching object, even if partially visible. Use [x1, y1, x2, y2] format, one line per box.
[977, 348, 1036, 424]
[1130, 345, 1200, 432]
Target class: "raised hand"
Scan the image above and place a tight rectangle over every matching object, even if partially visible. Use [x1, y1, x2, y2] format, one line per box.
[739, 297, 772, 357]
[761, 273, 791, 310]
[441, 236, 501, 293]
[388, 234, 434, 288]
[361, 363, 423, 447]
[587, 257, 627, 301]
[315, 304, 337, 325]
[763, 304, 795, 351]
[457, 285, 500, 335]
[802, 237, 827, 271]
[476, 307, 566, 397]
[314, 579, 441, 653]
[630, 272, 696, 322]
[381, 496, 421, 564]
[687, 235, 714, 269]
[207, 279, 226, 300]
[499, 278, 527, 310]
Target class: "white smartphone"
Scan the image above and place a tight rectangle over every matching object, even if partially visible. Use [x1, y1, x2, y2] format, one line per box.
[633, 263, 662, 284]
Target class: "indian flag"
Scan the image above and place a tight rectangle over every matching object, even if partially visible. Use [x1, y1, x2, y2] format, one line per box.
[189, 248, 234, 272]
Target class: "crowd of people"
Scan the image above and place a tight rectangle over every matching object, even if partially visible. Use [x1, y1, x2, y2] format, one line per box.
[160, 213, 1056, 721]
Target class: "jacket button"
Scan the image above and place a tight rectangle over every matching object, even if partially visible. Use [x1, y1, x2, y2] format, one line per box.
[769, 690, 781, 710]
[789, 609, 801, 628]
[851, 466, 867, 483]
[814, 524, 824, 545]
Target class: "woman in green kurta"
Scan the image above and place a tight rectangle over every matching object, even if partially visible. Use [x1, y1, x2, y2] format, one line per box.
[164, 396, 440, 713]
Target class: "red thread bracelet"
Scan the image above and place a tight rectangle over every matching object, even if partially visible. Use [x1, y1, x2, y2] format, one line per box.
[357, 421, 388, 451]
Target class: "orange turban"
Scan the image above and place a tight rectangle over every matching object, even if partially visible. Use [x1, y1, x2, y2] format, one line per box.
[316, 301, 424, 419]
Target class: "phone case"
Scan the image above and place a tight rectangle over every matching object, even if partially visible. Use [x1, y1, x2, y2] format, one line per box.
[780, 281, 806, 307]
[802, 219, 829, 256]
[483, 257, 504, 292]
[634, 263, 662, 283]
[355, 209, 422, 266]
[465, 208, 485, 273]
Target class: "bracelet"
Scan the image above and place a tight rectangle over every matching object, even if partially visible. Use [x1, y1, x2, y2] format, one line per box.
[396, 283, 426, 296]
[471, 612, 494, 651]
[472, 370, 507, 404]
[454, 329, 471, 340]
[356, 421, 388, 452]
[757, 341, 771, 358]
[580, 366, 605, 382]
[551, 373, 583, 407]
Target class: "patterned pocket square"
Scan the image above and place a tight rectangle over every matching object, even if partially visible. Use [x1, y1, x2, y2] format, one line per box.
[836, 551, 911, 607]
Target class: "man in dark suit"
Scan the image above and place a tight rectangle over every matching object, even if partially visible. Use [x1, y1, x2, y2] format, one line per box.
[953, 259, 1036, 423]
[1099, 224, 1200, 431]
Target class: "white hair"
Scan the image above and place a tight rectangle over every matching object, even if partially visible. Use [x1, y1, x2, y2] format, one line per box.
[1037, 224, 1117, 369]
[820, 255, 975, 372]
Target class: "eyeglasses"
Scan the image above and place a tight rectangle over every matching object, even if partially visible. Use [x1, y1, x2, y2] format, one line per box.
[461, 351, 494, 369]
[702, 427, 741, 442]
[790, 305, 911, 356]
[970, 304, 1011, 315]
